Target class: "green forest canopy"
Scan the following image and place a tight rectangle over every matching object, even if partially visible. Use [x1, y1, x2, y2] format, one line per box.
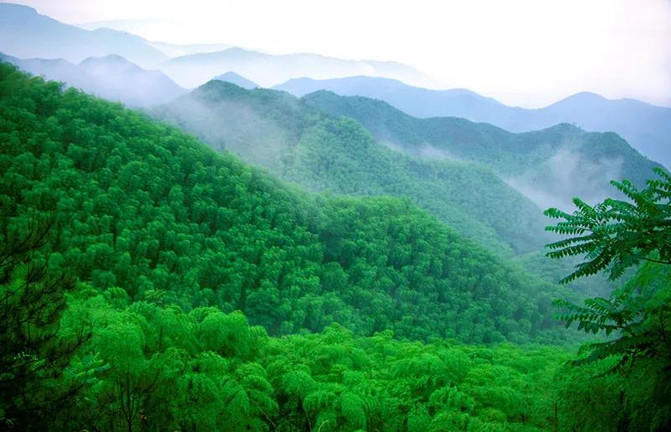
[155, 81, 551, 257]
[0, 63, 569, 343]
[2, 63, 668, 431]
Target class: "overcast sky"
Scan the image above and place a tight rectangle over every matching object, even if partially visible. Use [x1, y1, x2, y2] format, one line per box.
[4, 0, 671, 107]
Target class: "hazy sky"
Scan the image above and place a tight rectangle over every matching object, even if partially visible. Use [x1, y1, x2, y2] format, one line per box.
[4, 0, 671, 107]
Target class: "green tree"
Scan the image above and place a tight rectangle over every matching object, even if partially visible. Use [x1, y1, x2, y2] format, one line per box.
[0, 218, 87, 430]
[545, 168, 671, 430]
[545, 168, 671, 283]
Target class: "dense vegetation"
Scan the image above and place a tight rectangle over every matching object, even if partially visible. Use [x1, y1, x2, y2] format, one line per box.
[303, 91, 661, 211]
[544, 171, 671, 430]
[0, 63, 567, 343]
[155, 81, 550, 256]
[2, 64, 669, 431]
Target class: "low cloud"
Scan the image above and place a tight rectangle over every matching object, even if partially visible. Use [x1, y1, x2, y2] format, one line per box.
[505, 148, 624, 211]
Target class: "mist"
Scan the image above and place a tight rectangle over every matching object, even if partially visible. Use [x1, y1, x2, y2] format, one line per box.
[2, 53, 185, 107]
[504, 147, 624, 211]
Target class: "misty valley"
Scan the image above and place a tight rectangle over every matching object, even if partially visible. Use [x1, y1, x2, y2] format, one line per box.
[1, 2, 670, 432]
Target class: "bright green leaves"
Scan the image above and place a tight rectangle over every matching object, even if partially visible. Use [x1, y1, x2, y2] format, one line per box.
[0, 63, 569, 346]
[194, 308, 265, 361]
[545, 168, 671, 283]
[545, 168, 671, 430]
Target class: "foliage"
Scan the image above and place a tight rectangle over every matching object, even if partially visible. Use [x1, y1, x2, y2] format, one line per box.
[57, 290, 573, 431]
[155, 81, 551, 256]
[0, 215, 88, 430]
[545, 168, 671, 282]
[0, 62, 650, 432]
[0, 63, 568, 344]
[545, 169, 671, 430]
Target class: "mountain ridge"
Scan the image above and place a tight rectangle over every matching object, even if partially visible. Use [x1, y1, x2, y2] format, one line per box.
[0, 2, 167, 67]
[1, 52, 185, 107]
[154, 79, 555, 257]
[161, 47, 436, 89]
[214, 71, 259, 89]
[277, 76, 671, 167]
[301, 90, 663, 211]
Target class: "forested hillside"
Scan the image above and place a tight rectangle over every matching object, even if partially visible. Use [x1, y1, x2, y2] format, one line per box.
[303, 91, 662, 211]
[0, 63, 566, 343]
[2, 61, 669, 432]
[154, 81, 550, 256]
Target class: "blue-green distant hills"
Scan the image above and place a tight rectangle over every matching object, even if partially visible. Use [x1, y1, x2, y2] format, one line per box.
[154, 80, 661, 258]
[276, 76, 671, 168]
[301, 90, 662, 210]
[0, 3, 166, 67]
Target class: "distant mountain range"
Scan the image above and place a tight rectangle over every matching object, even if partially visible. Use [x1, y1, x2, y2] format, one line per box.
[2, 2, 667, 170]
[0, 3, 437, 91]
[300, 90, 662, 211]
[0, 3, 166, 67]
[1, 53, 185, 107]
[160, 48, 435, 89]
[276, 76, 671, 167]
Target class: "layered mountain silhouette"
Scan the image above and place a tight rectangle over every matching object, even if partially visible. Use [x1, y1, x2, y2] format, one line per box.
[1, 53, 185, 107]
[0, 3, 166, 67]
[160, 48, 435, 89]
[276, 76, 671, 168]
[0, 3, 437, 94]
[300, 90, 662, 211]
[153, 80, 551, 257]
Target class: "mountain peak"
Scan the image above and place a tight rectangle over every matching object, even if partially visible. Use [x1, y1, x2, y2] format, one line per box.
[562, 91, 607, 103]
[79, 54, 143, 72]
[213, 71, 259, 89]
[0, 3, 38, 15]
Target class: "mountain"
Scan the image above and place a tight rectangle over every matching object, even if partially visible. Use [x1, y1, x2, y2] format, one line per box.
[276, 76, 671, 168]
[160, 47, 435, 89]
[78, 55, 185, 106]
[531, 92, 671, 167]
[153, 81, 550, 257]
[0, 52, 96, 91]
[1, 62, 569, 344]
[214, 71, 259, 89]
[275, 76, 508, 119]
[148, 41, 232, 57]
[0, 3, 166, 67]
[302, 90, 663, 212]
[1, 53, 185, 107]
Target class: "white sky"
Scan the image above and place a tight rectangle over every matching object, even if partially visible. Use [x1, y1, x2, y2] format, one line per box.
[4, 0, 671, 107]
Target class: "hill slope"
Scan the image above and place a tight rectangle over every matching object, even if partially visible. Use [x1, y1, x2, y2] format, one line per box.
[303, 90, 663, 211]
[0, 63, 569, 343]
[277, 76, 671, 167]
[154, 81, 550, 256]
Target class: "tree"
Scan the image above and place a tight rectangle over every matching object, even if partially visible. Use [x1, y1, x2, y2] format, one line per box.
[544, 168, 671, 430]
[545, 167, 671, 283]
[0, 216, 88, 430]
